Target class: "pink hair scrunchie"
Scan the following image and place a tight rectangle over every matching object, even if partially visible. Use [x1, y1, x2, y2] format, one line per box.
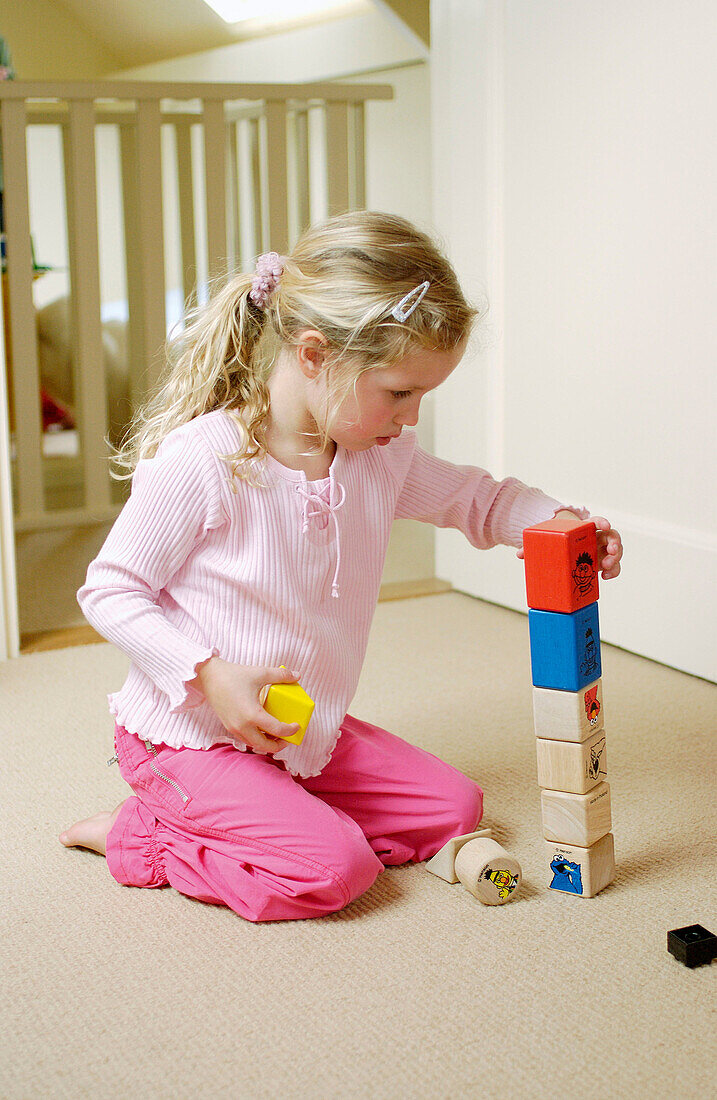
[249, 251, 284, 309]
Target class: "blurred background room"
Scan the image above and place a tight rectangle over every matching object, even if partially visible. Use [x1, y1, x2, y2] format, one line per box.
[0, 0, 714, 683]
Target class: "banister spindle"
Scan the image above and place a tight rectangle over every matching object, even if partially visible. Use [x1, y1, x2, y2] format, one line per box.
[174, 119, 197, 311]
[202, 99, 227, 281]
[64, 99, 110, 507]
[134, 99, 166, 394]
[0, 96, 43, 517]
[325, 101, 350, 217]
[263, 100, 289, 255]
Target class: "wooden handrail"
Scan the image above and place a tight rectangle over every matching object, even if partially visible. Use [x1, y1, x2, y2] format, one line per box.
[0, 80, 393, 103]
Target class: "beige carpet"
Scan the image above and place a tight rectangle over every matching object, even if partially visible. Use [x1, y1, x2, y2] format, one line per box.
[2, 593, 716, 1099]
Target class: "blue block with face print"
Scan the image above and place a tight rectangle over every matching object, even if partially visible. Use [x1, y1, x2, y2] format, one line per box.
[528, 603, 601, 691]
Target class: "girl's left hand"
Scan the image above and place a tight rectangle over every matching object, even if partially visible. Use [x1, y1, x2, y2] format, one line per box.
[591, 516, 623, 580]
[516, 514, 623, 580]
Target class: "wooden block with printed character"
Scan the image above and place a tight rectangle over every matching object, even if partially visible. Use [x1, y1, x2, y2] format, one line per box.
[523, 518, 599, 613]
[532, 679, 604, 742]
[545, 832, 615, 897]
[528, 604, 601, 691]
[536, 728, 607, 794]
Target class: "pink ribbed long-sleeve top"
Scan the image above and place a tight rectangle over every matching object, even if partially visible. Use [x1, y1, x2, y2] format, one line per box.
[78, 409, 580, 777]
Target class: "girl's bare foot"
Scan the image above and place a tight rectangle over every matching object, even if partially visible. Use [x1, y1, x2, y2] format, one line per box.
[59, 800, 127, 856]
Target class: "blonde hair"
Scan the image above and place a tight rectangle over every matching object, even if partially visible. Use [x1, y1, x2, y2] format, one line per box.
[110, 210, 480, 486]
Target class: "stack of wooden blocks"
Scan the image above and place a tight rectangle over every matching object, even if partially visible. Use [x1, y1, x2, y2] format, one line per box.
[523, 518, 616, 897]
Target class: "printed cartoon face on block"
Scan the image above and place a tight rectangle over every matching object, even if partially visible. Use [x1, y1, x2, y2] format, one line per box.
[545, 833, 615, 898]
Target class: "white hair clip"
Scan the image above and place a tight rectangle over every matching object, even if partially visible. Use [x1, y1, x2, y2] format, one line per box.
[391, 280, 430, 322]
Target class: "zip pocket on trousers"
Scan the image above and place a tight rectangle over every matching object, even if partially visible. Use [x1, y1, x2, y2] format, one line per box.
[143, 740, 190, 804]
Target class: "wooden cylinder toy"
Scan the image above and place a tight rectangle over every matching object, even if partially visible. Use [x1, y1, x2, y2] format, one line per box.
[453, 838, 522, 905]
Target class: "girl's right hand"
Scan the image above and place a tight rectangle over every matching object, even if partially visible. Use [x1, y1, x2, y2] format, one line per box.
[191, 658, 301, 753]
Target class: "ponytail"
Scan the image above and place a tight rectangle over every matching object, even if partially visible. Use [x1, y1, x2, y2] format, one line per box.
[109, 272, 273, 482]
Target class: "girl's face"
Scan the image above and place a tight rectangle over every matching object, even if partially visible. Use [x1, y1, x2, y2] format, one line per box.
[324, 343, 466, 451]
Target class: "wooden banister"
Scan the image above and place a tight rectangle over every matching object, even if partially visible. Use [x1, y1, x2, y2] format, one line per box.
[0, 78, 393, 533]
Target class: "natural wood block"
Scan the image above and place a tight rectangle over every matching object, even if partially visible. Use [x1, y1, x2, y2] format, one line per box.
[523, 518, 599, 613]
[532, 679, 604, 742]
[545, 832, 615, 897]
[541, 781, 612, 846]
[454, 838, 522, 905]
[424, 829, 493, 883]
[536, 728, 607, 794]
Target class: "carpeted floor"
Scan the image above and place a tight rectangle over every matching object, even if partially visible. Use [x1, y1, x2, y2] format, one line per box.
[2, 593, 716, 1099]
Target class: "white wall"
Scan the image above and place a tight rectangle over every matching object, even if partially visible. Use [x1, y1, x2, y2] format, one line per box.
[431, 0, 716, 681]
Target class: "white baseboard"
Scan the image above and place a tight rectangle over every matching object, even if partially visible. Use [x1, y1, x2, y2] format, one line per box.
[436, 514, 717, 683]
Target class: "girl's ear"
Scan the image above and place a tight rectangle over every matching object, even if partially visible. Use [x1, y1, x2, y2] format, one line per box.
[296, 330, 329, 380]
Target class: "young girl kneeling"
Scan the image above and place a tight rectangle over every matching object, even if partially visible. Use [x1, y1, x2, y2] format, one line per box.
[60, 211, 623, 922]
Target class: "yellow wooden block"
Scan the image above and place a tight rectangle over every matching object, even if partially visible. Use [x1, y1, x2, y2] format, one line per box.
[263, 673, 314, 745]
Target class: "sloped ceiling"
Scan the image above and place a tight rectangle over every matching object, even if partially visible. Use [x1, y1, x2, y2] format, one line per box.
[58, 0, 243, 67]
[56, 0, 427, 71]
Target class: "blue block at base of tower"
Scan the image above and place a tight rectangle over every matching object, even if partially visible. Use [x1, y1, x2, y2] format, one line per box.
[528, 603, 601, 691]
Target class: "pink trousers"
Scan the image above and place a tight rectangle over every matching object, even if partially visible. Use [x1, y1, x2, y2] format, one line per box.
[106, 715, 483, 922]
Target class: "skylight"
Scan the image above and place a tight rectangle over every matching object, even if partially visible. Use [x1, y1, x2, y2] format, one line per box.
[202, 0, 356, 26]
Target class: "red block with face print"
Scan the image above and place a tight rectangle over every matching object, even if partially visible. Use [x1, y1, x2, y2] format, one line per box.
[523, 519, 599, 613]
